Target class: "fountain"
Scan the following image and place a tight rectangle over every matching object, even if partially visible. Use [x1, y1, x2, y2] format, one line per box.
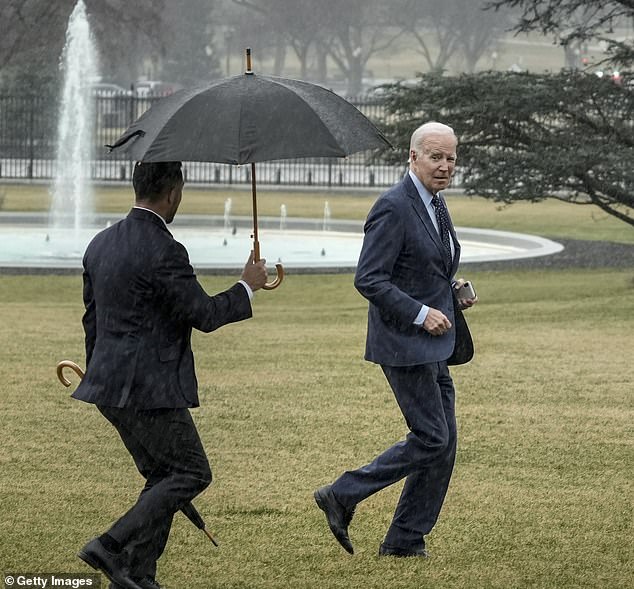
[323, 201, 331, 231]
[279, 204, 287, 231]
[223, 198, 232, 231]
[49, 0, 98, 249]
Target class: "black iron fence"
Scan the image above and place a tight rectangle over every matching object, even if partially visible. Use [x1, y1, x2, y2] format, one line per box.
[0, 93, 405, 188]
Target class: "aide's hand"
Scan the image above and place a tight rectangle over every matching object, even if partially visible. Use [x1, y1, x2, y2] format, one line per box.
[423, 308, 452, 337]
[454, 277, 478, 310]
[241, 250, 268, 292]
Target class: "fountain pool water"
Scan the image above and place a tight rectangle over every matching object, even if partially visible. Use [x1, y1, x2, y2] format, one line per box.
[0, 214, 563, 272]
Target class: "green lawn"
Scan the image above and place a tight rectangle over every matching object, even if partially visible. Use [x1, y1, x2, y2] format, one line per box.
[0, 187, 633, 588]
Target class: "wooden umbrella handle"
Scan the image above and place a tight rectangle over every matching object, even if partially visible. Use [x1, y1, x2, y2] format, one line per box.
[56, 360, 85, 387]
[262, 263, 284, 290]
[253, 239, 284, 290]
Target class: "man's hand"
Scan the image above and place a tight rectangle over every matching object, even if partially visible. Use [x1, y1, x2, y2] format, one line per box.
[241, 251, 268, 292]
[423, 308, 452, 336]
[454, 277, 478, 310]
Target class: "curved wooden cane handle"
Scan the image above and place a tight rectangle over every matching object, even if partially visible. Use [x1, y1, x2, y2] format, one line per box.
[56, 360, 85, 387]
[262, 263, 284, 290]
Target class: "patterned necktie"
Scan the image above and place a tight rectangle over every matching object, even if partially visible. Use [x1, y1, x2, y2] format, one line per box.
[431, 194, 452, 269]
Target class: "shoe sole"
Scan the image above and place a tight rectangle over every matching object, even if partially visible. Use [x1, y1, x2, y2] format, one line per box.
[77, 549, 100, 570]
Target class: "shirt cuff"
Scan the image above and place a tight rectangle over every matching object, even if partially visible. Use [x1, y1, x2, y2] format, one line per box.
[238, 280, 253, 300]
[413, 304, 429, 326]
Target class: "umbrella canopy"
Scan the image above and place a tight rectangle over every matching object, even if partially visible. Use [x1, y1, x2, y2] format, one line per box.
[108, 72, 391, 163]
[109, 50, 391, 290]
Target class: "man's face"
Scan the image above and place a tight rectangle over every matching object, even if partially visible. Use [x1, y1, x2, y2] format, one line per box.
[165, 180, 184, 224]
[410, 133, 457, 194]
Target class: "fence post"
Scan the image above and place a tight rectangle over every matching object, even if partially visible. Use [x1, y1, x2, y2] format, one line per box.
[28, 98, 35, 179]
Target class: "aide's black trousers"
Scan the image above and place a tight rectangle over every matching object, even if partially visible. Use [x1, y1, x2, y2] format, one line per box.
[97, 406, 212, 578]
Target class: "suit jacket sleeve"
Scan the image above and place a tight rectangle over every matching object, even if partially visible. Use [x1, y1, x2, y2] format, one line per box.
[81, 267, 96, 366]
[354, 196, 423, 329]
[154, 238, 252, 333]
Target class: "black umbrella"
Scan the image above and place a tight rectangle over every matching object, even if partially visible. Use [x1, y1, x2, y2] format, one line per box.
[108, 48, 391, 289]
[56, 361, 219, 547]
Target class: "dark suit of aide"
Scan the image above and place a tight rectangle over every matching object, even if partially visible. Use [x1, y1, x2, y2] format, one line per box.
[73, 207, 252, 577]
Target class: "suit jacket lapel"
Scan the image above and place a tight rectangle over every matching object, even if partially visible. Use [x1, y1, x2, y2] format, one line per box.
[404, 175, 453, 273]
[404, 175, 445, 254]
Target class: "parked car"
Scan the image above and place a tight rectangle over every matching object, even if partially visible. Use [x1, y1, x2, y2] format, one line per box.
[87, 82, 130, 96]
[133, 81, 182, 97]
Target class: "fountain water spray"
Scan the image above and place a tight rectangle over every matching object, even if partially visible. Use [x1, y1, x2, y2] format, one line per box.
[50, 0, 98, 240]
[279, 204, 287, 231]
[323, 201, 331, 231]
[223, 198, 232, 231]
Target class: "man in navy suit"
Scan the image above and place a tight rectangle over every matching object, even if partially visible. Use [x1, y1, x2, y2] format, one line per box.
[315, 122, 477, 558]
[73, 161, 267, 588]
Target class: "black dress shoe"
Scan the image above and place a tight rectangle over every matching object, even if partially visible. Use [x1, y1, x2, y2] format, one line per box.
[314, 484, 355, 554]
[134, 578, 162, 589]
[378, 543, 429, 558]
[110, 579, 161, 589]
[78, 538, 142, 589]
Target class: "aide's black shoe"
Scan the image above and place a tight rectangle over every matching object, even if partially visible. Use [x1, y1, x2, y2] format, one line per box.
[135, 578, 162, 589]
[378, 543, 429, 558]
[78, 538, 142, 589]
[110, 579, 161, 589]
[314, 485, 355, 554]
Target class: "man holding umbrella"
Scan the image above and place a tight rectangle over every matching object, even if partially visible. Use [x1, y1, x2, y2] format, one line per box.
[73, 161, 267, 589]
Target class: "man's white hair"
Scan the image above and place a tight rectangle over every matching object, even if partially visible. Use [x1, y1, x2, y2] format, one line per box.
[409, 122, 457, 153]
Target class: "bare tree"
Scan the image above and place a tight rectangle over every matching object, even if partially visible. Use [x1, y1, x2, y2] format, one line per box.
[487, 0, 634, 70]
[230, 0, 323, 78]
[392, 0, 510, 74]
[322, 0, 400, 96]
[0, 0, 166, 89]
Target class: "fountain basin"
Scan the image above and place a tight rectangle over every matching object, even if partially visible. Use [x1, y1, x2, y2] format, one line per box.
[0, 213, 562, 273]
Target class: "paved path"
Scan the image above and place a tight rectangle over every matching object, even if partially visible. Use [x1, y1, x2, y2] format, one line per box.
[466, 239, 634, 271]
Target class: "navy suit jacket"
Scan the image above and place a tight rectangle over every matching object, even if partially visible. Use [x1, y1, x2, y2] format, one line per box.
[72, 208, 252, 409]
[355, 174, 465, 367]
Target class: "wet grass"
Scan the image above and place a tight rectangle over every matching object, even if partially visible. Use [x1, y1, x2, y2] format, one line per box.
[1, 184, 633, 587]
[0, 267, 633, 588]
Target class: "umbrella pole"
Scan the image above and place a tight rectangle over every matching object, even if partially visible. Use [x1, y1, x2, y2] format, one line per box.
[250, 162, 284, 290]
[251, 162, 260, 262]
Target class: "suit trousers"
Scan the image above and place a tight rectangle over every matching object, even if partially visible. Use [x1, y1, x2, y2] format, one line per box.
[331, 362, 457, 550]
[97, 406, 212, 577]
